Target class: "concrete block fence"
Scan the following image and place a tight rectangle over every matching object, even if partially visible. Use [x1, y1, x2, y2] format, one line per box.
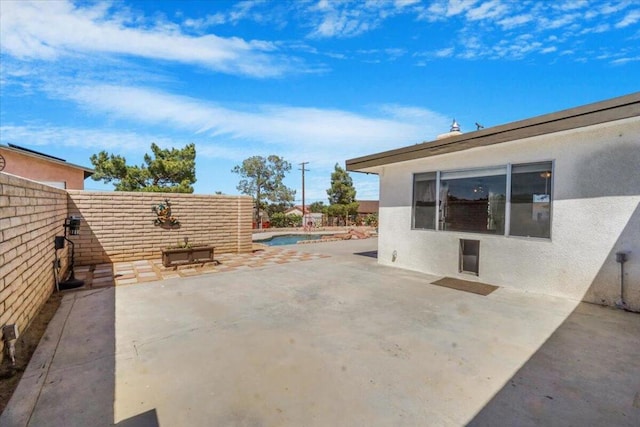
[1, 172, 253, 362]
[1, 173, 68, 362]
[67, 191, 253, 265]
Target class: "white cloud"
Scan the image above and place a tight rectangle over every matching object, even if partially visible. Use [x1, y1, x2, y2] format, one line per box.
[458, 35, 483, 59]
[309, 7, 374, 38]
[305, 0, 422, 38]
[46, 83, 449, 165]
[447, 0, 479, 17]
[498, 14, 533, 29]
[411, 1, 638, 63]
[0, 125, 168, 152]
[385, 48, 408, 59]
[395, 0, 421, 7]
[555, 0, 589, 12]
[600, 2, 632, 15]
[228, 0, 265, 23]
[183, 13, 227, 30]
[580, 23, 610, 34]
[466, 1, 508, 22]
[539, 13, 580, 30]
[435, 47, 455, 57]
[610, 55, 640, 65]
[616, 10, 640, 28]
[0, 0, 292, 78]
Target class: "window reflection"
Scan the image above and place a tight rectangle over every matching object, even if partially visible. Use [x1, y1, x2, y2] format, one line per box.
[413, 172, 437, 229]
[440, 174, 506, 234]
[510, 162, 552, 238]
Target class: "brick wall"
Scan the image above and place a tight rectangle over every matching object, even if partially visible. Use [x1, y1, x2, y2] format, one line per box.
[67, 191, 253, 264]
[1, 173, 68, 362]
[1, 182, 252, 361]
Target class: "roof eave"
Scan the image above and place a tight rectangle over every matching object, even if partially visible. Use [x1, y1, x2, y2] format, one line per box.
[346, 92, 640, 172]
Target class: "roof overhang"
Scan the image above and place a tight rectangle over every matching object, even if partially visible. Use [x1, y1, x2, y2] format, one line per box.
[346, 92, 640, 173]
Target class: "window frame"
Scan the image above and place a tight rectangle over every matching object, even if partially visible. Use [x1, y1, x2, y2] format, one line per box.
[410, 160, 554, 239]
[411, 171, 438, 230]
[508, 161, 554, 239]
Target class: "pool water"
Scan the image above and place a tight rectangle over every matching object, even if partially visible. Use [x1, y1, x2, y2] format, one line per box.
[255, 234, 323, 246]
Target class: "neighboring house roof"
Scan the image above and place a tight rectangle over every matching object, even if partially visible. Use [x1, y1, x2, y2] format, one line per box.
[0, 143, 95, 179]
[285, 205, 310, 215]
[346, 92, 640, 172]
[357, 200, 379, 214]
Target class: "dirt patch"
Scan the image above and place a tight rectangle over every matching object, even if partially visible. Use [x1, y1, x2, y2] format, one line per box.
[0, 292, 62, 414]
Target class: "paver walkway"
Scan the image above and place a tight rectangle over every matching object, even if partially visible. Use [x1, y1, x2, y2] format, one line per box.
[73, 247, 330, 288]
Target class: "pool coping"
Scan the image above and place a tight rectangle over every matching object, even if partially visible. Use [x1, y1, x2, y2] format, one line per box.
[252, 230, 339, 241]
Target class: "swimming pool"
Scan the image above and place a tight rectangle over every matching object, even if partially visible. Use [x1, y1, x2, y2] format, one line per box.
[254, 234, 323, 246]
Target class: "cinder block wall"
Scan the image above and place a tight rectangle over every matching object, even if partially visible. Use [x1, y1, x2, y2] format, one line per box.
[67, 191, 253, 264]
[0, 173, 68, 361]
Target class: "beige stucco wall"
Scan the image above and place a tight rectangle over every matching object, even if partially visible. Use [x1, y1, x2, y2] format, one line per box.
[0, 147, 88, 190]
[0, 173, 68, 362]
[67, 191, 254, 264]
[374, 117, 640, 310]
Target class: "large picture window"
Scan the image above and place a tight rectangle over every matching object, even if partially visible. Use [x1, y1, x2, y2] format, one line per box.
[440, 167, 507, 234]
[510, 162, 552, 238]
[411, 162, 553, 238]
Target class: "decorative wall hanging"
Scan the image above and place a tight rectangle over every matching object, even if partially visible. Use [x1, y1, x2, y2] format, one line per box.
[152, 199, 180, 227]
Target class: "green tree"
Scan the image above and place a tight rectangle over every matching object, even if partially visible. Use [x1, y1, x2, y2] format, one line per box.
[269, 212, 287, 228]
[326, 163, 359, 225]
[309, 201, 326, 213]
[266, 201, 294, 218]
[232, 155, 295, 227]
[90, 143, 196, 193]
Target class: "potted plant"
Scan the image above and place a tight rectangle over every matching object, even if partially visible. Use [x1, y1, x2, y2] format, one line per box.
[161, 237, 216, 267]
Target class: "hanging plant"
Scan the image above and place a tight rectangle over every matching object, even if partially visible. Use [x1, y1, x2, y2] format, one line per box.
[152, 199, 180, 227]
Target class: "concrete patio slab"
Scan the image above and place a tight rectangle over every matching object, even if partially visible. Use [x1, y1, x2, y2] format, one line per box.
[2, 239, 639, 426]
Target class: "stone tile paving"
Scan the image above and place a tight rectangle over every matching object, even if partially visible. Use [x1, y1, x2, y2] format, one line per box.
[74, 248, 330, 288]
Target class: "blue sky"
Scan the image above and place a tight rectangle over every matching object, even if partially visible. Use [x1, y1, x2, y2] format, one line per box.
[1, 0, 639, 202]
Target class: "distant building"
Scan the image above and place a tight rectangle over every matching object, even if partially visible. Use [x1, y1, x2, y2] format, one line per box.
[284, 205, 309, 217]
[0, 144, 94, 190]
[356, 200, 379, 216]
[355, 200, 379, 225]
[285, 205, 323, 227]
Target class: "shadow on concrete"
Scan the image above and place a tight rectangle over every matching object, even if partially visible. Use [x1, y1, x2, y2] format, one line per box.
[468, 303, 640, 427]
[115, 409, 160, 427]
[354, 250, 378, 259]
[0, 288, 117, 425]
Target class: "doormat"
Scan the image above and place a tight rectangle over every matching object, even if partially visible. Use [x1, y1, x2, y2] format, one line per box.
[430, 277, 498, 296]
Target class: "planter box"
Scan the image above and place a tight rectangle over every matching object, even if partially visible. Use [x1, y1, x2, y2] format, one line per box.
[162, 245, 215, 267]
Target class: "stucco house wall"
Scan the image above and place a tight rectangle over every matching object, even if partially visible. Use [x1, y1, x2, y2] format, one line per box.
[348, 95, 639, 311]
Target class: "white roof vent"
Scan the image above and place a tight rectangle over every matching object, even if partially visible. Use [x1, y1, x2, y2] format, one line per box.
[436, 119, 463, 140]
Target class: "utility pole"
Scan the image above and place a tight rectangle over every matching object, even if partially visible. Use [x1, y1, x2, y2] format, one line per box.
[299, 162, 309, 230]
